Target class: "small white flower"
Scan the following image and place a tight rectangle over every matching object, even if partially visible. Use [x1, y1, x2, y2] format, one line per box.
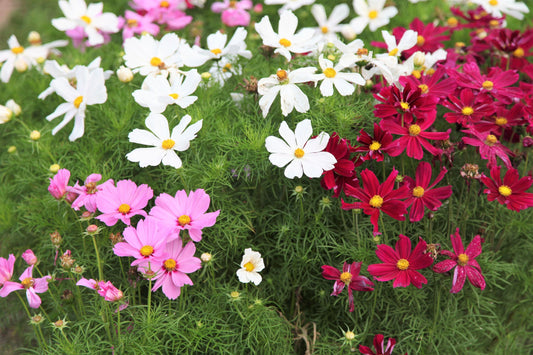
[5, 99, 21, 116]
[264, 0, 315, 13]
[472, 0, 529, 20]
[311, 3, 350, 44]
[126, 113, 202, 169]
[377, 30, 418, 58]
[0, 35, 47, 83]
[0, 105, 13, 124]
[208, 57, 241, 86]
[255, 11, 318, 61]
[258, 67, 317, 117]
[350, 0, 398, 34]
[315, 55, 365, 97]
[45, 66, 107, 141]
[132, 70, 201, 113]
[333, 38, 369, 68]
[265, 119, 336, 179]
[236, 248, 265, 286]
[191, 27, 252, 66]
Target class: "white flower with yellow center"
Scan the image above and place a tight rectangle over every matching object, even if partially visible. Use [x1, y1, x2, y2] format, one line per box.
[315, 55, 365, 97]
[236, 248, 265, 286]
[350, 0, 398, 34]
[377, 30, 418, 58]
[190, 27, 252, 66]
[51, 0, 119, 46]
[265, 0, 315, 13]
[332, 38, 370, 68]
[132, 69, 201, 113]
[311, 3, 350, 44]
[472, 0, 529, 20]
[265, 119, 336, 179]
[208, 57, 241, 86]
[126, 113, 202, 169]
[255, 10, 318, 61]
[45, 66, 107, 141]
[0, 35, 47, 83]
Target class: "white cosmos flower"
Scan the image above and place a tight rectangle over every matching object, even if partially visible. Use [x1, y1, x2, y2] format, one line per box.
[51, 0, 119, 46]
[45, 66, 107, 141]
[332, 38, 369, 68]
[126, 113, 202, 169]
[208, 57, 241, 86]
[255, 10, 318, 61]
[311, 3, 350, 44]
[236, 248, 265, 286]
[265, 0, 315, 13]
[265, 119, 336, 179]
[190, 27, 252, 66]
[472, 0, 529, 20]
[350, 0, 398, 34]
[376, 30, 418, 58]
[132, 70, 201, 113]
[0, 35, 46, 83]
[258, 67, 317, 118]
[315, 55, 365, 97]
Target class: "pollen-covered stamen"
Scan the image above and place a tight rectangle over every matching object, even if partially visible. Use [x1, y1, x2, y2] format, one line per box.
[222, 63, 232, 72]
[210, 48, 222, 55]
[276, 69, 288, 82]
[513, 47, 525, 58]
[80, 15, 91, 24]
[418, 84, 429, 94]
[357, 48, 369, 56]
[462, 106, 474, 116]
[413, 186, 425, 197]
[482, 80, 494, 90]
[389, 48, 399, 56]
[150, 57, 162, 67]
[164, 258, 177, 271]
[127, 19, 138, 27]
[397, 258, 409, 270]
[279, 38, 291, 47]
[447, 17, 458, 27]
[118, 203, 131, 214]
[229, 0, 237, 8]
[412, 70, 421, 79]
[11, 46, 24, 54]
[73, 96, 83, 108]
[409, 124, 421, 136]
[498, 185, 512, 197]
[85, 181, 98, 194]
[161, 139, 175, 150]
[294, 148, 305, 158]
[21, 277, 35, 289]
[426, 68, 435, 75]
[160, 0, 170, 8]
[323, 68, 336, 78]
[169, 93, 179, 100]
[488, 0, 498, 6]
[244, 262, 255, 272]
[457, 253, 469, 266]
[340, 272, 352, 284]
[178, 214, 191, 226]
[417, 35, 425, 46]
[495, 117, 508, 126]
[321, 26, 329, 34]
[368, 10, 378, 19]
[369, 141, 381, 151]
[485, 134, 498, 146]
[400, 101, 410, 111]
[369, 195, 384, 208]
[140, 245, 154, 257]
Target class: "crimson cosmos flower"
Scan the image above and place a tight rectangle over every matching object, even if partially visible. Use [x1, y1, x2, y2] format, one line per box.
[359, 334, 402, 355]
[321, 261, 374, 312]
[480, 165, 533, 211]
[354, 123, 397, 162]
[341, 168, 410, 236]
[462, 129, 514, 169]
[399, 67, 456, 102]
[443, 88, 495, 127]
[367, 234, 434, 288]
[403, 162, 452, 222]
[320, 133, 359, 198]
[393, 18, 450, 58]
[433, 228, 485, 293]
[473, 103, 525, 141]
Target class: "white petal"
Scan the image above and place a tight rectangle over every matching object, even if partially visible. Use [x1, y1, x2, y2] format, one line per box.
[161, 151, 182, 169]
[283, 158, 303, 179]
[128, 128, 160, 147]
[126, 147, 164, 167]
[145, 113, 170, 140]
[278, 120, 297, 148]
[294, 119, 312, 147]
[265, 136, 292, 154]
[269, 153, 294, 168]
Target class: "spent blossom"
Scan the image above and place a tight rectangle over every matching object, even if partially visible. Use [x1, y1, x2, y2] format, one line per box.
[236, 248, 265, 285]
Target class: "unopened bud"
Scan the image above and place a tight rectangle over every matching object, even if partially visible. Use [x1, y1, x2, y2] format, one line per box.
[341, 24, 356, 41]
[523, 136, 533, 148]
[201, 72, 211, 80]
[0, 105, 13, 124]
[15, 58, 28, 72]
[30, 130, 41, 140]
[50, 231, 62, 247]
[116, 66, 133, 83]
[28, 31, 41, 45]
[49, 164, 60, 173]
[345, 331, 355, 341]
[413, 51, 426, 67]
[5, 99, 21, 116]
[200, 252, 212, 262]
[7, 145, 16, 153]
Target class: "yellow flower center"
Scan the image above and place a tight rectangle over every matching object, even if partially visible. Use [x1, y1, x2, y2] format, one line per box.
[369, 195, 384, 208]
[357, 48, 369, 56]
[489, 0, 498, 6]
[513, 47, 525, 58]
[412, 70, 421, 79]
[277, 69, 288, 81]
[323, 68, 336, 78]
[417, 35, 425, 46]
[210, 48, 222, 55]
[294, 148, 305, 158]
[80, 15, 91, 24]
[369, 141, 381, 151]
[457, 253, 469, 266]
[495, 117, 508, 126]
[164, 258, 176, 271]
[368, 10, 378, 19]
[140, 245, 154, 257]
[321, 26, 329, 34]
[73, 96, 83, 108]
[482, 80, 494, 90]
[489, 19, 499, 28]
[418, 84, 429, 94]
[11, 46, 24, 54]
[400, 101, 410, 111]
[178, 214, 191, 226]
[229, 0, 237, 8]
[498, 185, 512, 197]
[462, 106, 474, 116]
[21, 277, 34, 289]
[397, 258, 409, 270]
[279, 38, 291, 47]
[447, 17, 458, 27]
[426, 68, 435, 75]
[389, 48, 399, 56]
[118, 203, 131, 214]
[244, 262, 255, 272]
[409, 124, 421, 136]
[160, 1, 170, 7]
[485, 134, 498, 145]
[161, 139, 175, 150]
[150, 57, 162, 66]
[127, 19, 138, 27]
[223, 63, 232, 72]
[85, 182, 97, 194]
[169, 93, 179, 100]
[340, 272, 352, 284]
[413, 186, 425, 197]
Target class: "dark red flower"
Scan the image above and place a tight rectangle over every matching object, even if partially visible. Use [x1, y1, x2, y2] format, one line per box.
[321, 261, 374, 312]
[399, 67, 456, 102]
[487, 28, 533, 70]
[367, 234, 434, 288]
[462, 129, 514, 169]
[473, 103, 525, 141]
[394, 18, 450, 58]
[480, 165, 533, 211]
[443, 88, 495, 127]
[359, 334, 400, 355]
[433, 228, 485, 293]
[320, 133, 359, 198]
[354, 123, 397, 162]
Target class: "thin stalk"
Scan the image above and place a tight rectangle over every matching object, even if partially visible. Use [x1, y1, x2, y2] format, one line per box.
[92, 235, 104, 281]
[147, 278, 152, 321]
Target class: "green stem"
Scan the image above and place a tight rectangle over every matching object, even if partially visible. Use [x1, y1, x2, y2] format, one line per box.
[92, 235, 104, 281]
[117, 307, 122, 350]
[147, 278, 152, 321]
[15, 292, 46, 350]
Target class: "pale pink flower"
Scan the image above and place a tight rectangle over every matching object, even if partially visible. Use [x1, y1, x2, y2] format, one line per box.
[97, 281, 124, 302]
[68, 173, 114, 212]
[151, 238, 201, 299]
[0, 265, 51, 308]
[96, 180, 153, 226]
[119, 10, 159, 41]
[48, 168, 71, 200]
[212, 0, 253, 27]
[76, 277, 99, 290]
[22, 250, 38, 266]
[149, 189, 220, 242]
[0, 254, 16, 287]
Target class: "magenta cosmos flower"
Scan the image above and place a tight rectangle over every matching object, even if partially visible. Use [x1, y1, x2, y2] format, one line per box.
[48, 168, 71, 200]
[119, 10, 159, 41]
[359, 334, 399, 355]
[354, 123, 397, 162]
[320, 133, 359, 198]
[480, 165, 533, 211]
[0, 254, 15, 287]
[321, 261, 374, 312]
[97, 281, 124, 302]
[433, 228, 485, 293]
[212, 0, 252, 27]
[149, 189, 220, 242]
[69, 173, 114, 213]
[367, 234, 434, 288]
[96, 179, 153, 226]
[151, 238, 201, 299]
[21, 250, 38, 266]
[462, 129, 514, 169]
[0, 265, 51, 308]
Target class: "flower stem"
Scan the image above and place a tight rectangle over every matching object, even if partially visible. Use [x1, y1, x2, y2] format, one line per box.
[147, 278, 152, 321]
[92, 235, 104, 281]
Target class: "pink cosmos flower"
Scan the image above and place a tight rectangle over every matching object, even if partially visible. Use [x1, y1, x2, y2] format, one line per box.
[97, 281, 124, 302]
[0, 254, 16, 287]
[68, 174, 114, 213]
[480, 165, 533, 211]
[399, 67, 456, 102]
[76, 278, 99, 290]
[462, 129, 514, 169]
[22, 250, 38, 266]
[151, 238, 202, 299]
[354, 123, 398, 162]
[320, 133, 359, 198]
[48, 168, 76, 201]
[433, 228, 485, 293]
[96, 180, 153, 226]
[119, 10, 159, 41]
[443, 88, 495, 127]
[359, 334, 398, 355]
[212, 0, 253, 27]
[0, 265, 51, 308]
[149, 189, 220, 242]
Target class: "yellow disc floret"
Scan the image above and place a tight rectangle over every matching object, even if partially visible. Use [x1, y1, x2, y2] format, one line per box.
[323, 68, 336, 78]
[482, 80, 494, 90]
[368, 10, 378, 19]
[389, 48, 399, 56]
[140, 245, 154, 257]
[210, 48, 222, 55]
[164, 258, 176, 271]
[409, 124, 421, 136]
[457, 253, 469, 266]
[495, 117, 508, 126]
[162, 139, 175, 150]
[413, 186, 425, 197]
[294, 148, 305, 158]
[244, 262, 255, 272]
[80, 15, 91, 24]
[498, 185, 512, 197]
[489, 0, 498, 6]
[178, 214, 191, 226]
[340, 272, 352, 284]
[485, 134, 498, 145]
[11, 46, 24, 54]
[21, 277, 35, 289]
[417, 35, 425, 46]
[418, 84, 429, 94]
[400, 101, 410, 111]
[321, 26, 329, 34]
[276, 69, 288, 82]
[73, 96, 83, 108]
[513, 47, 525, 58]
[169, 93, 179, 100]
[279, 38, 291, 47]
[369, 141, 381, 151]
[150, 57, 162, 66]
[462, 106, 474, 116]
[118, 203, 131, 214]
[369, 195, 384, 208]
[160, 0, 170, 7]
[397, 258, 409, 270]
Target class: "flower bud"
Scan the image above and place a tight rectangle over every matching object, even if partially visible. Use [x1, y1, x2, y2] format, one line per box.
[7, 145, 16, 153]
[116, 66, 133, 83]
[86, 224, 99, 234]
[5, 99, 21, 116]
[49, 164, 60, 173]
[15, 58, 28, 72]
[28, 31, 41, 45]
[50, 231, 62, 247]
[30, 314, 44, 325]
[345, 331, 355, 341]
[413, 51, 426, 67]
[22, 249, 38, 266]
[30, 130, 41, 140]
[200, 252, 212, 262]
[523, 136, 533, 148]
[341, 24, 356, 41]
[0, 105, 13, 123]
[201, 72, 211, 80]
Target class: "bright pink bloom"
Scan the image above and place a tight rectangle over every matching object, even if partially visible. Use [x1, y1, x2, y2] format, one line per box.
[119, 10, 159, 41]
[320, 133, 359, 198]
[354, 123, 397, 162]
[367, 235, 434, 288]
[462, 129, 514, 169]
[473, 103, 525, 142]
[96, 179, 153, 226]
[341, 168, 409, 236]
[212, 0, 252, 27]
[443, 88, 495, 127]
[76, 278, 99, 290]
[433, 229, 485, 293]
[321, 261, 374, 312]
[0, 265, 51, 308]
[159, 9, 192, 30]
[68, 174, 114, 213]
[151, 238, 202, 300]
[403, 162, 452, 222]
[21, 250, 38, 266]
[480, 165, 533, 211]
[359, 334, 398, 355]
[48, 168, 72, 200]
[97, 281, 124, 302]
[0, 254, 15, 287]
[149, 189, 220, 242]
